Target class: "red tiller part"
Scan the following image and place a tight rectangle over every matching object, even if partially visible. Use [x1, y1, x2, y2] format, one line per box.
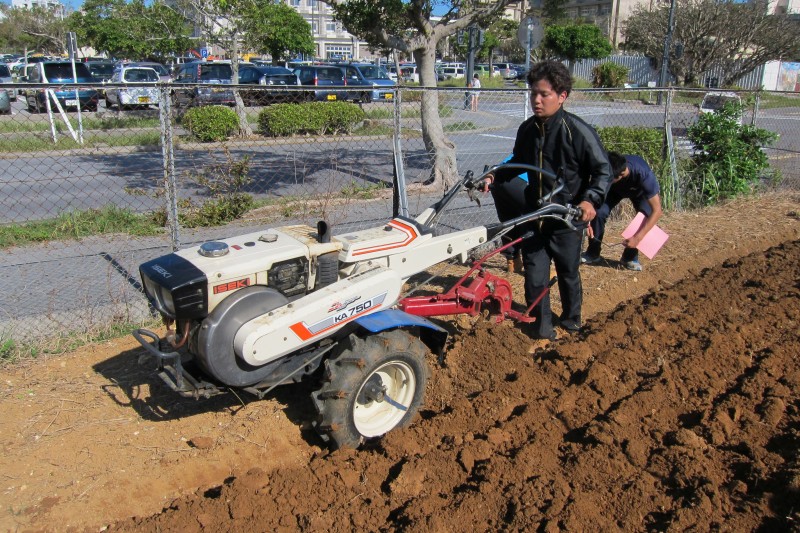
[398, 235, 551, 324]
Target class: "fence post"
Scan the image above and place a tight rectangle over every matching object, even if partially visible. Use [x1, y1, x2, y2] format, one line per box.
[662, 88, 681, 210]
[392, 87, 409, 218]
[752, 91, 760, 127]
[159, 86, 180, 251]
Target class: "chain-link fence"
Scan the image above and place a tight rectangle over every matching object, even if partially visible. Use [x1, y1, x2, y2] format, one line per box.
[1, 83, 798, 342]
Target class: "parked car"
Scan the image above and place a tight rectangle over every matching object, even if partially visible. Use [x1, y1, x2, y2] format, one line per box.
[237, 65, 301, 105]
[0, 63, 16, 101]
[0, 89, 10, 115]
[336, 63, 395, 103]
[494, 63, 518, 80]
[86, 60, 115, 82]
[172, 60, 238, 107]
[126, 62, 172, 83]
[474, 64, 500, 78]
[24, 61, 100, 113]
[105, 66, 160, 109]
[438, 65, 465, 80]
[699, 91, 743, 125]
[399, 64, 419, 83]
[291, 65, 347, 102]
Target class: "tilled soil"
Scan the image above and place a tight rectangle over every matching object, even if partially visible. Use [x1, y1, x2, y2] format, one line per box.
[0, 193, 798, 532]
[113, 235, 800, 531]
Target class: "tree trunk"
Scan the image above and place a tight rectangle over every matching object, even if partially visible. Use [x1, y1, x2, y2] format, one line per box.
[230, 39, 253, 137]
[414, 47, 458, 192]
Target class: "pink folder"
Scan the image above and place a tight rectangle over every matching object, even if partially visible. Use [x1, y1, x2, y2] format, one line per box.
[621, 212, 669, 259]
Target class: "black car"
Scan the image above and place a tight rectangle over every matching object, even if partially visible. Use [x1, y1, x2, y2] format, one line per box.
[237, 65, 301, 105]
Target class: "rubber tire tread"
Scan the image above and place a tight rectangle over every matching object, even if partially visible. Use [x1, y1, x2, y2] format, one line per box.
[311, 329, 429, 449]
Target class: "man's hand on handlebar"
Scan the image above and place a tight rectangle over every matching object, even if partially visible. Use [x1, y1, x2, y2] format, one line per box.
[478, 173, 494, 193]
[577, 200, 596, 223]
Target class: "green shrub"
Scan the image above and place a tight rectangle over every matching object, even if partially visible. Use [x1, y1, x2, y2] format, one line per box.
[592, 62, 630, 88]
[182, 106, 239, 142]
[597, 126, 663, 170]
[686, 101, 778, 205]
[258, 102, 365, 136]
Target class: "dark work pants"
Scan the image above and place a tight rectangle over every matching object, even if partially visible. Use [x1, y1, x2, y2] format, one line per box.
[587, 194, 653, 262]
[491, 177, 583, 338]
[521, 225, 583, 338]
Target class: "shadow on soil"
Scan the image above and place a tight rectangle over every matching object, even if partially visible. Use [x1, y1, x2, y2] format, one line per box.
[92, 344, 325, 447]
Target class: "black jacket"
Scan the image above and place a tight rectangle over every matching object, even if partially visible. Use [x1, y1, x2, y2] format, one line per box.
[493, 106, 611, 210]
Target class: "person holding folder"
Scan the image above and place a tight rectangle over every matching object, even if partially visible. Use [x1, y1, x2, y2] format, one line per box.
[582, 152, 663, 271]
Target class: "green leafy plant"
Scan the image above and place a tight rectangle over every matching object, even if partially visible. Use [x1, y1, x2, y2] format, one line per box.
[597, 126, 663, 170]
[686, 101, 778, 205]
[592, 62, 630, 88]
[181, 105, 240, 142]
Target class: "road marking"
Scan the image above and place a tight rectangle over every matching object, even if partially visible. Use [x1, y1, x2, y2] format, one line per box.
[480, 134, 516, 140]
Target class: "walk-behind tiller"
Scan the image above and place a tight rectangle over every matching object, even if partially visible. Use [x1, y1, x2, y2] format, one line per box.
[133, 163, 581, 448]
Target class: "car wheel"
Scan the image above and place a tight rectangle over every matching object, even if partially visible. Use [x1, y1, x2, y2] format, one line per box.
[360, 91, 372, 104]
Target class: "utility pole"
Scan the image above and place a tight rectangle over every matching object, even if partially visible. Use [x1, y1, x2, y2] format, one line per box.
[657, 0, 677, 103]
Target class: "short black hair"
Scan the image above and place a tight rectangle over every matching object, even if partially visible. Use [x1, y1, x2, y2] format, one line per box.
[608, 151, 627, 177]
[526, 61, 572, 96]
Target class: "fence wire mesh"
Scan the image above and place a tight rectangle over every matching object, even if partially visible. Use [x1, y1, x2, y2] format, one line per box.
[0, 82, 797, 342]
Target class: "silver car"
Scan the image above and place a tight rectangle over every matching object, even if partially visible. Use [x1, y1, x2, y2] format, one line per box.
[0, 63, 16, 102]
[0, 90, 10, 115]
[105, 66, 160, 109]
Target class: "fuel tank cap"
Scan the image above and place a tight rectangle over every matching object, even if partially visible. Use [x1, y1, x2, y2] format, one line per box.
[198, 241, 229, 257]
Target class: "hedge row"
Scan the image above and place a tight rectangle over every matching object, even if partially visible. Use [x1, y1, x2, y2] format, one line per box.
[258, 102, 366, 136]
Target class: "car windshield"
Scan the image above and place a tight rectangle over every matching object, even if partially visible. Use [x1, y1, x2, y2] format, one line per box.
[124, 68, 159, 82]
[43, 63, 93, 82]
[199, 64, 232, 80]
[137, 63, 169, 76]
[89, 63, 115, 77]
[702, 94, 739, 111]
[357, 66, 390, 79]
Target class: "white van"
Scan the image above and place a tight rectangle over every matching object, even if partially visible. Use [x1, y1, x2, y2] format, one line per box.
[438, 65, 465, 80]
[699, 91, 743, 124]
[399, 64, 419, 83]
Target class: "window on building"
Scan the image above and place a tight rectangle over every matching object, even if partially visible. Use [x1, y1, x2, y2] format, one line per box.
[311, 21, 318, 33]
[326, 21, 337, 33]
[289, 0, 300, 6]
[567, 8, 578, 17]
[307, 0, 317, 7]
[598, 5, 611, 14]
[580, 7, 593, 16]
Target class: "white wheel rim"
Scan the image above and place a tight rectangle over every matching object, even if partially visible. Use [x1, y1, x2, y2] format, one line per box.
[353, 360, 416, 438]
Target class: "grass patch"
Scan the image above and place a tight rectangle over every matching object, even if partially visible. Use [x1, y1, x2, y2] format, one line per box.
[355, 122, 393, 136]
[0, 317, 161, 365]
[0, 131, 162, 152]
[758, 92, 800, 110]
[340, 179, 386, 199]
[0, 114, 160, 134]
[95, 131, 162, 147]
[444, 121, 478, 132]
[0, 205, 163, 248]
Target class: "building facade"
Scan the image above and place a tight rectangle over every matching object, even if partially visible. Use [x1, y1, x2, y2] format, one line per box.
[11, 0, 66, 19]
[285, 0, 364, 61]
